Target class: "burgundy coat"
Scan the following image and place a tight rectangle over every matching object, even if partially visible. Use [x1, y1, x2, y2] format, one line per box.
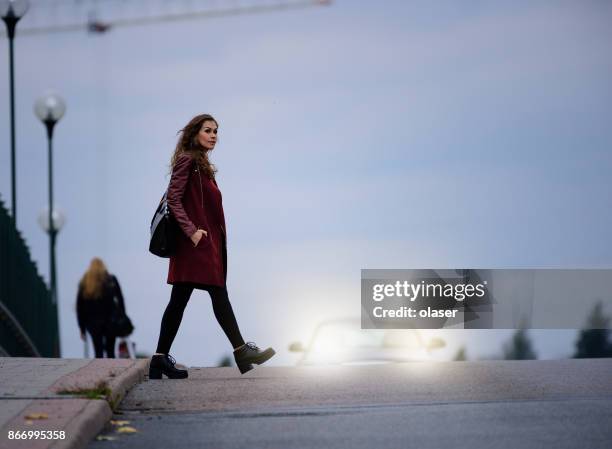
[167, 153, 227, 287]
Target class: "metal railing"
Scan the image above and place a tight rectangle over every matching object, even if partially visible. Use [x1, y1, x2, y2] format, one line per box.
[0, 196, 59, 357]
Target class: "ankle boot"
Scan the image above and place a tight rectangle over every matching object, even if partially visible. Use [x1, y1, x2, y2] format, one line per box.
[233, 342, 275, 374]
[149, 354, 188, 379]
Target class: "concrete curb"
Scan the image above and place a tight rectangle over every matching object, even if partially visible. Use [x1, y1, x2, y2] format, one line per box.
[52, 400, 111, 449]
[106, 359, 149, 411]
[49, 400, 111, 449]
[0, 359, 149, 449]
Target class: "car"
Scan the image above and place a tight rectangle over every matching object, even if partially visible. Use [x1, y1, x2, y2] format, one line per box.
[289, 318, 445, 366]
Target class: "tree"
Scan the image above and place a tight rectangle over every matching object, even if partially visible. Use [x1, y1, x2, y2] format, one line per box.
[503, 328, 537, 360]
[453, 346, 467, 361]
[574, 301, 612, 358]
[217, 354, 233, 367]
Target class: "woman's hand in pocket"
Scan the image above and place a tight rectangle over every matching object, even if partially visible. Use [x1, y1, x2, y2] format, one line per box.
[191, 229, 209, 247]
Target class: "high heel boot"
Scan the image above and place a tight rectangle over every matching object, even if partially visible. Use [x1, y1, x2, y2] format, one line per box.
[148, 354, 188, 379]
[233, 342, 275, 374]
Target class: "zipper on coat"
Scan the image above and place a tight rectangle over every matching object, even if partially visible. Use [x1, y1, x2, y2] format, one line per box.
[196, 166, 204, 209]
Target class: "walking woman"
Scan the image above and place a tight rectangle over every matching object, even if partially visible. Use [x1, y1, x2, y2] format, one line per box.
[150, 113, 275, 379]
[77, 258, 125, 358]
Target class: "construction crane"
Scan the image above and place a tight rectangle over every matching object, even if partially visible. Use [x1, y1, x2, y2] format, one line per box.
[2, 0, 331, 36]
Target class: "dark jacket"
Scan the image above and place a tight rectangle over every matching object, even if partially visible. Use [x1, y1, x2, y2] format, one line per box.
[76, 274, 125, 334]
[167, 153, 227, 287]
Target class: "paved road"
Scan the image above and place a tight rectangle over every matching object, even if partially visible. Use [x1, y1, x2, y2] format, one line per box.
[87, 359, 612, 449]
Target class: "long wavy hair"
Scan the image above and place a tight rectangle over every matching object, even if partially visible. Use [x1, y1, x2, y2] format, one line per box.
[170, 114, 218, 179]
[79, 258, 108, 300]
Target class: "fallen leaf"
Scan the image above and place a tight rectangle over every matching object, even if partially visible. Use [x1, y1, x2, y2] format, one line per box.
[110, 420, 130, 426]
[96, 435, 117, 441]
[116, 426, 138, 434]
[25, 413, 48, 420]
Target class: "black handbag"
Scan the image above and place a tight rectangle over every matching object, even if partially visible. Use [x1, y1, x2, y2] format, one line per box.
[149, 191, 177, 257]
[109, 306, 134, 338]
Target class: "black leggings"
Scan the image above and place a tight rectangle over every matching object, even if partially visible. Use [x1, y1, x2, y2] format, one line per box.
[155, 283, 245, 354]
[88, 327, 116, 358]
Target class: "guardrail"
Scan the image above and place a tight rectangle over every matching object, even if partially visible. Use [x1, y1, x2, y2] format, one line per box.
[0, 196, 59, 357]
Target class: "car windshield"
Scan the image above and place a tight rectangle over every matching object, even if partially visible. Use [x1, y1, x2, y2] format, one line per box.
[308, 323, 422, 353]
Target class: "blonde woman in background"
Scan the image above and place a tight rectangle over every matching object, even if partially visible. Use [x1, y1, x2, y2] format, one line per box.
[76, 258, 125, 358]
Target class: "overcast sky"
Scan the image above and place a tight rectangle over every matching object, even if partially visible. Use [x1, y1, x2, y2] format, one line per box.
[1, 0, 611, 366]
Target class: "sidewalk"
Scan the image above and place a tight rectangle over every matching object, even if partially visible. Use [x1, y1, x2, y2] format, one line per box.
[0, 358, 148, 449]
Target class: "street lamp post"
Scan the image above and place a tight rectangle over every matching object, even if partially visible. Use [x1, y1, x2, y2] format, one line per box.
[37, 206, 65, 358]
[34, 92, 66, 308]
[1, 0, 29, 225]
